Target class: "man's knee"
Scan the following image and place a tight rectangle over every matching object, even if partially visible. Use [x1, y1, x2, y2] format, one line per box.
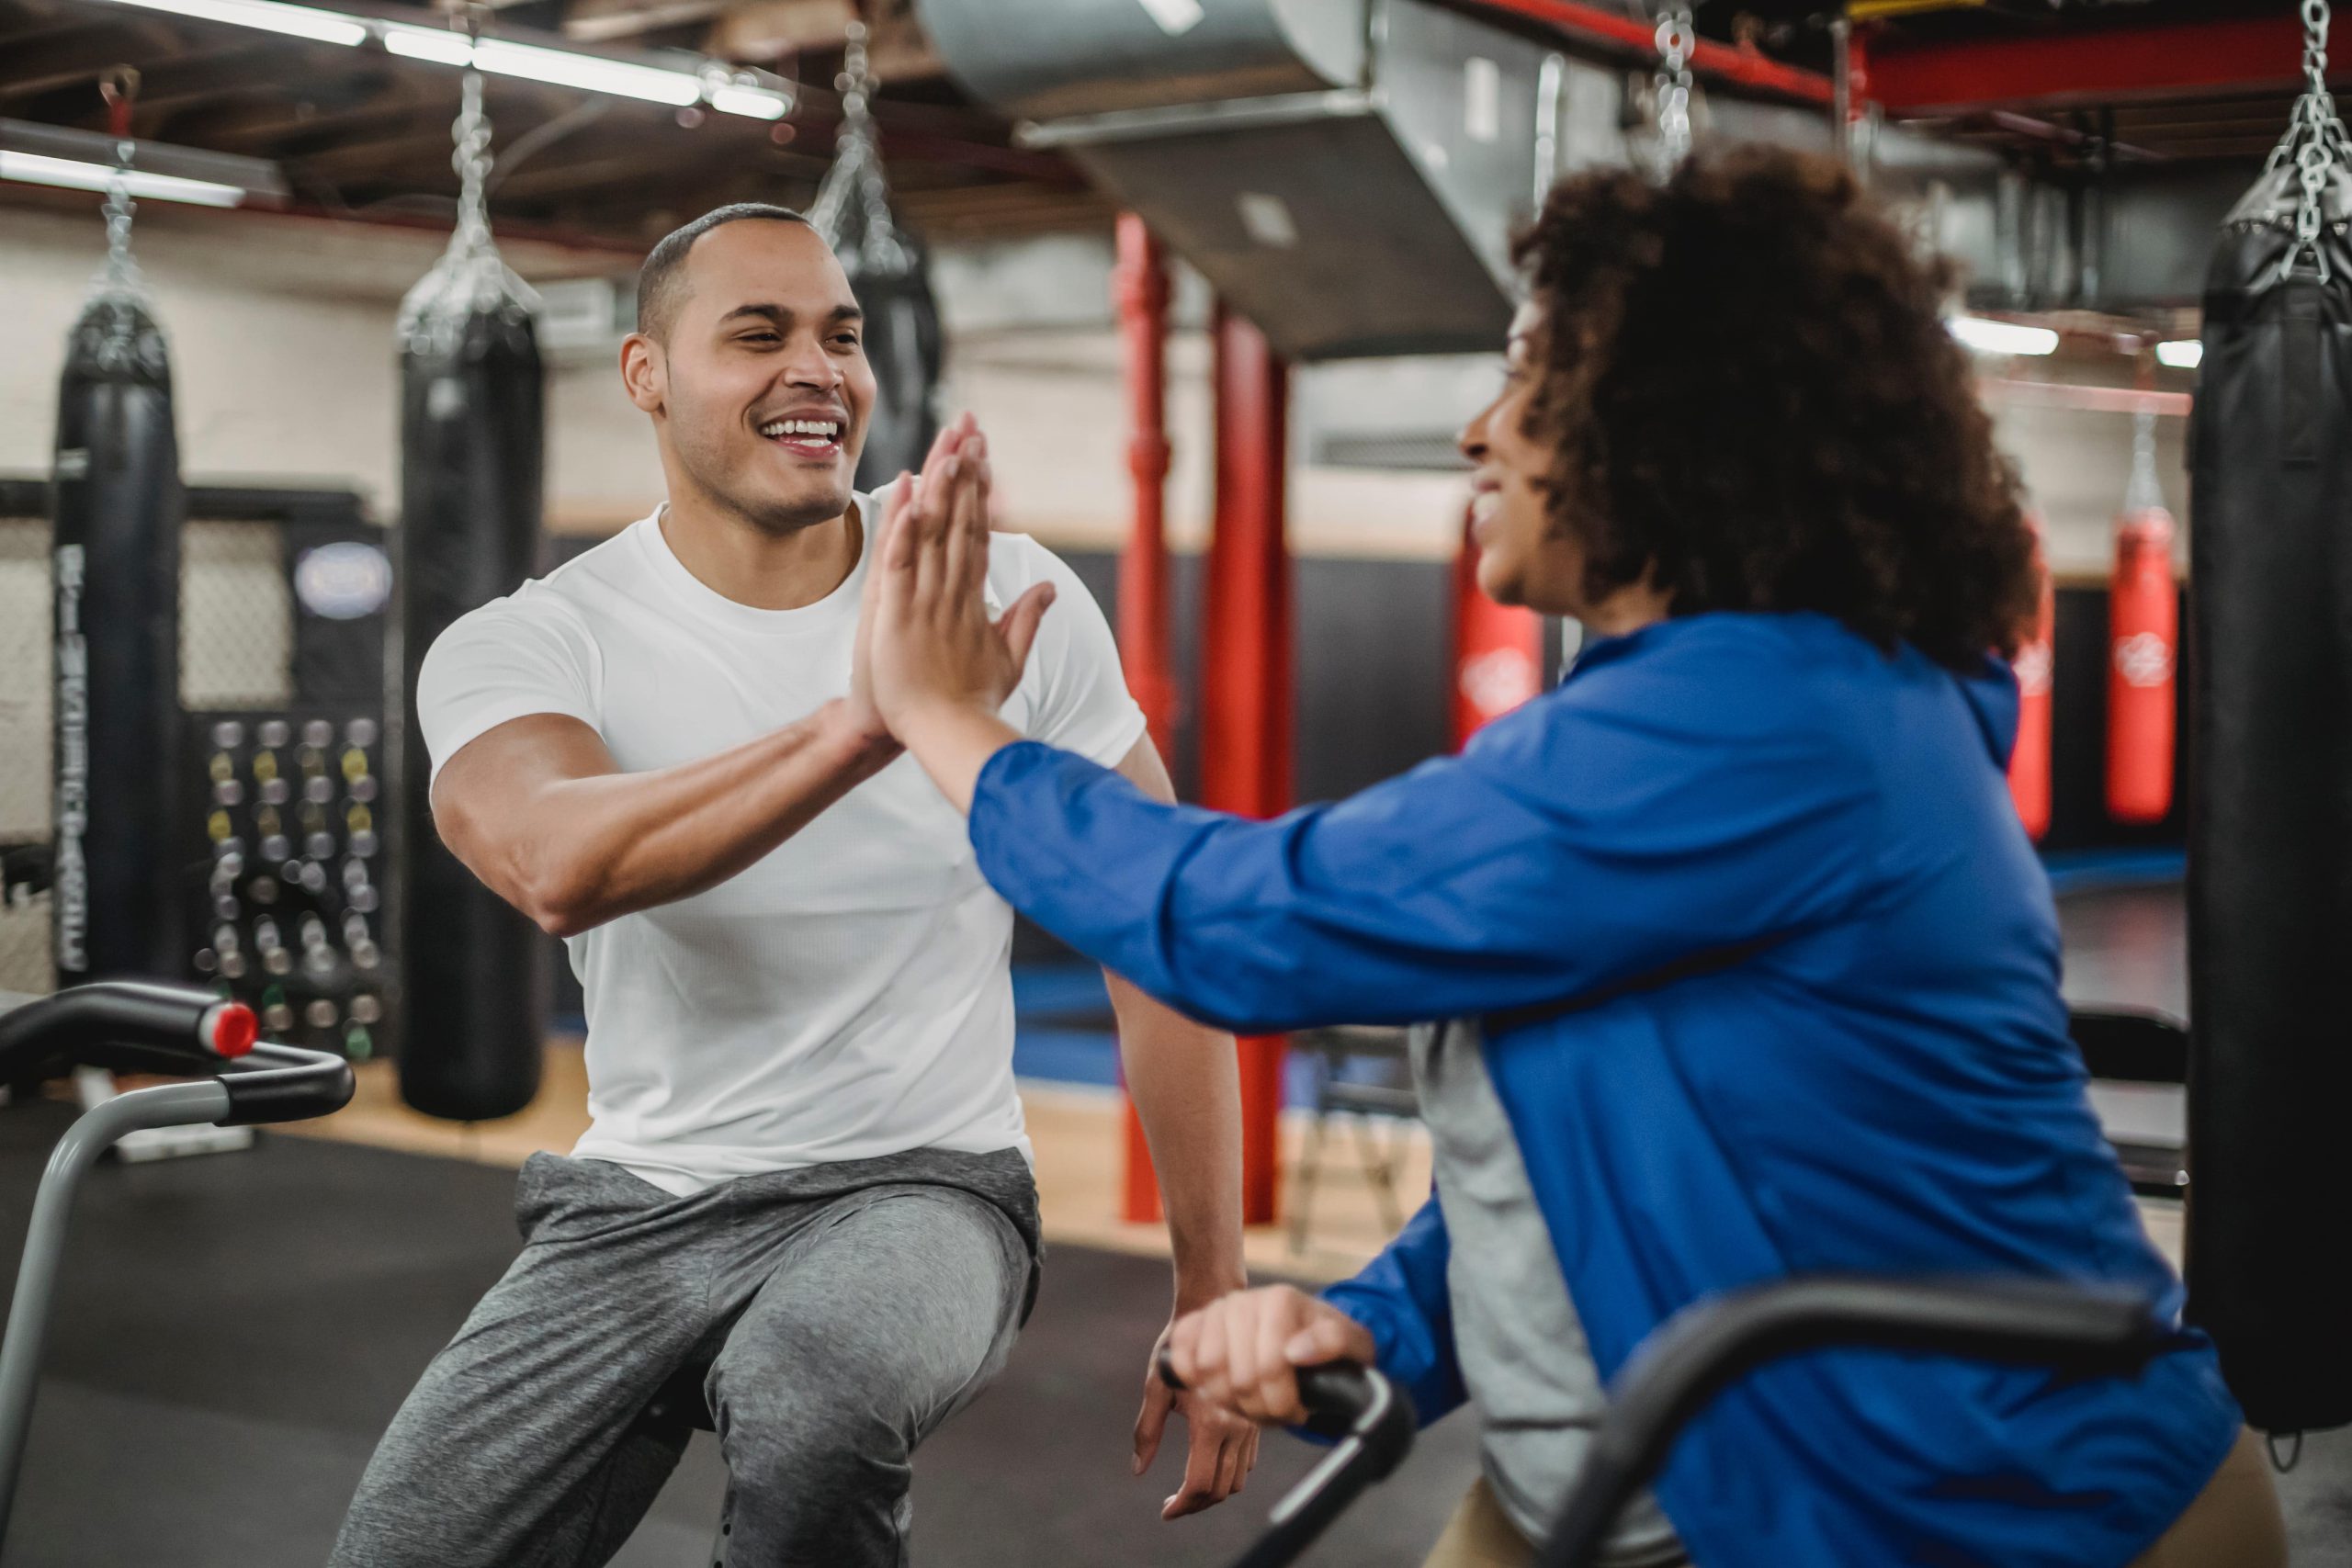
[714, 1371, 913, 1556]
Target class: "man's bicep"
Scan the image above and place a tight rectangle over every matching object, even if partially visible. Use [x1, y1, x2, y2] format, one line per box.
[430, 714, 615, 882]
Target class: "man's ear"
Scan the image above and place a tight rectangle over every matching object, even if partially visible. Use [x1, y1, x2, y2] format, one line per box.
[620, 332, 665, 415]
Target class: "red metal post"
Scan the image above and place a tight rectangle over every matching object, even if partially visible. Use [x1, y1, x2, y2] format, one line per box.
[1114, 213, 1176, 1225]
[1452, 506, 1545, 747]
[1114, 214, 1179, 756]
[1201, 301, 1293, 1227]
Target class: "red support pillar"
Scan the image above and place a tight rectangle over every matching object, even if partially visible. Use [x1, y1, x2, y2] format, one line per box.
[1114, 214, 1175, 1225]
[1451, 505, 1544, 747]
[1201, 301, 1292, 1227]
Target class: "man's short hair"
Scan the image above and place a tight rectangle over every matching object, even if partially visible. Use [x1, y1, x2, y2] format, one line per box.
[636, 203, 813, 344]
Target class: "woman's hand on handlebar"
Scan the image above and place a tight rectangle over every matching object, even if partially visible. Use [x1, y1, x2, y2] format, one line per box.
[1162, 1285, 1378, 1426]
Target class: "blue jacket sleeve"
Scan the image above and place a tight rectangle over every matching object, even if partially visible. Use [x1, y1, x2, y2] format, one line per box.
[966, 644, 1878, 1032]
[1320, 1192, 1467, 1428]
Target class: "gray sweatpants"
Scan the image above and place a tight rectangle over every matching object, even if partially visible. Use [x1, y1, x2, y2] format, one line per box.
[329, 1146, 1040, 1568]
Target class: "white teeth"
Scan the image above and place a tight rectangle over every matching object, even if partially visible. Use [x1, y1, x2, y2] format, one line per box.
[760, 419, 841, 439]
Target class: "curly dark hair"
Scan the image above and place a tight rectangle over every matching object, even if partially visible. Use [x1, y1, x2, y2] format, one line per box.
[1512, 145, 2039, 668]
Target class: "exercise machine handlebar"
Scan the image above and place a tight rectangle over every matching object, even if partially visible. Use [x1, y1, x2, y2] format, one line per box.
[1533, 1275, 2176, 1568]
[0, 981, 257, 1080]
[1158, 1347, 1418, 1568]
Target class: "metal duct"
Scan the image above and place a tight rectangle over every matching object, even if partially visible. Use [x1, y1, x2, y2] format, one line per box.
[923, 0, 2233, 357]
[922, 0, 1577, 360]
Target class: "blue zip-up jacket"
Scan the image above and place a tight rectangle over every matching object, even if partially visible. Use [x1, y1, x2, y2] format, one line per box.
[967, 612, 2240, 1568]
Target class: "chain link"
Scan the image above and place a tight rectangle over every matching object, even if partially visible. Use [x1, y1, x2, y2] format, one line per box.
[2278, 0, 2343, 282]
[808, 20, 910, 271]
[96, 69, 141, 293]
[451, 70, 494, 254]
[1652, 6, 1697, 175]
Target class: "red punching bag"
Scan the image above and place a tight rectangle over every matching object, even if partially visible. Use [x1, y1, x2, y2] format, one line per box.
[2107, 408, 2177, 824]
[1453, 506, 1544, 746]
[2007, 519, 2054, 841]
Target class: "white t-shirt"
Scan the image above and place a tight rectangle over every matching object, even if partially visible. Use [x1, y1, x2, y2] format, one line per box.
[414, 491, 1147, 1195]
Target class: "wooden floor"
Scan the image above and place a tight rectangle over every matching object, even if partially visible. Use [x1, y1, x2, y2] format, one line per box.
[282, 1041, 1435, 1285]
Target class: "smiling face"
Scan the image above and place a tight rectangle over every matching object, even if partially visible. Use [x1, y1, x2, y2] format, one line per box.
[622, 218, 876, 536]
[1459, 301, 1585, 615]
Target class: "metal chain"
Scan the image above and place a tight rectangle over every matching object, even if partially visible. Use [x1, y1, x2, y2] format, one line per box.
[2125, 405, 2164, 514]
[102, 140, 137, 280]
[1653, 6, 1697, 174]
[2278, 0, 2342, 281]
[451, 70, 494, 253]
[809, 20, 909, 269]
[97, 69, 141, 292]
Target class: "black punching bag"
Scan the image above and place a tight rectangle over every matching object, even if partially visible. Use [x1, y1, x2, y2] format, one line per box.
[2186, 114, 2352, 1428]
[810, 21, 942, 491]
[51, 249, 186, 987]
[391, 73, 545, 1122]
[843, 233, 944, 491]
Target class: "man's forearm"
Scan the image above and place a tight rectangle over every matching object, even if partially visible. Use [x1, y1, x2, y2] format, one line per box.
[512, 703, 895, 936]
[1110, 974, 1249, 1308]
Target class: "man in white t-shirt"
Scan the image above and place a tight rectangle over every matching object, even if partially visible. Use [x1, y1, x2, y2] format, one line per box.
[330, 205, 1254, 1568]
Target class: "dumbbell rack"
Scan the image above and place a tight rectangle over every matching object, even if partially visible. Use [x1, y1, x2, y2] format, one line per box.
[184, 707, 390, 1066]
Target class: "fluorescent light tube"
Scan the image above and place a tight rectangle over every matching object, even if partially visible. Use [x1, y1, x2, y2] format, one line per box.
[382, 23, 475, 65]
[2155, 339, 2203, 369]
[109, 0, 367, 47]
[1949, 316, 2060, 356]
[471, 38, 701, 105]
[0, 150, 246, 207]
[707, 84, 789, 119]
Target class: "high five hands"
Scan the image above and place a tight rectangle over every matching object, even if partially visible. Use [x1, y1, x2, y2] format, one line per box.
[856, 418, 1274, 1519]
[859, 413, 1057, 812]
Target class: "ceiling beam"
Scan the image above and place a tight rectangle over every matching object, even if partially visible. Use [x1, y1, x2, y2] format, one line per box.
[1447, 0, 1832, 106]
[701, 0, 940, 79]
[1871, 16, 2349, 114]
[0, 15, 184, 101]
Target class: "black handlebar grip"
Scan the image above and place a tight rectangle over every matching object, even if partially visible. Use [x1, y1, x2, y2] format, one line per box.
[218, 1043, 356, 1127]
[1291, 1363, 1385, 1441]
[0, 980, 255, 1078]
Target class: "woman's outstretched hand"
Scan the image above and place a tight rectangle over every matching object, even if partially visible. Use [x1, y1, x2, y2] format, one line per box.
[1161, 1285, 1379, 1427]
[867, 424, 1055, 811]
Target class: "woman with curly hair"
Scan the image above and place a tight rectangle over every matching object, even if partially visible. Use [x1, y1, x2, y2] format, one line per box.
[861, 146, 2282, 1566]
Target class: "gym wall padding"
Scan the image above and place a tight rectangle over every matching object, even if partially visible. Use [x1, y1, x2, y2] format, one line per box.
[50, 291, 187, 986]
[2186, 161, 2352, 1434]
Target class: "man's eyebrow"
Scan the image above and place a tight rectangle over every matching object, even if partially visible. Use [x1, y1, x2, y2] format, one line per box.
[715, 302, 865, 328]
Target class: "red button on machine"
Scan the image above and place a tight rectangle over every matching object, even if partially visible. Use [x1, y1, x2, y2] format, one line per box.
[205, 1002, 259, 1059]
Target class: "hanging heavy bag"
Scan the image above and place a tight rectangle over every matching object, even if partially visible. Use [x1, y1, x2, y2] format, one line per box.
[2106, 411, 2177, 825]
[51, 164, 186, 986]
[846, 243, 944, 491]
[809, 21, 942, 491]
[2186, 10, 2352, 1435]
[2007, 519, 2054, 843]
[392, 74, 546, 1122]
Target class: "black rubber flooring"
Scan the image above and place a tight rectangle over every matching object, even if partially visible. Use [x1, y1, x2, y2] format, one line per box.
[0, 1108, 1481, 1567]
